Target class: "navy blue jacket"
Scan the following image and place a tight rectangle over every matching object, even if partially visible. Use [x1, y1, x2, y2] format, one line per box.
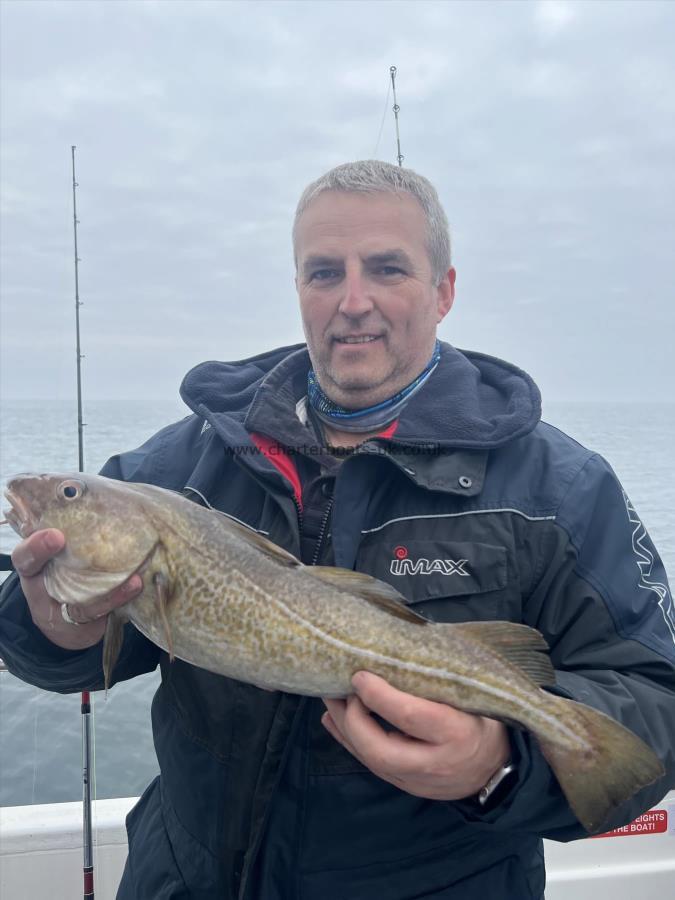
[1, 342, 674, 900]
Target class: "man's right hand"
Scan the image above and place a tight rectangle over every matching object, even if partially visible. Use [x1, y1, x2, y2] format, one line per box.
[11, 529, 143, 651]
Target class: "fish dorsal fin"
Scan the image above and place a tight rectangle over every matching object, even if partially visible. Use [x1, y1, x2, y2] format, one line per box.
[452, 620, 556, 687]
[308, 566, 428, 625]
[220, 518, 302, 567]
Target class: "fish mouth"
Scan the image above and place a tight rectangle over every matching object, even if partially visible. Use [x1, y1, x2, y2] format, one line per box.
[2, 488, 38, 538]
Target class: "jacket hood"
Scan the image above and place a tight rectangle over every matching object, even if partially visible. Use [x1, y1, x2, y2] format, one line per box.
[180, 341, 541, 450]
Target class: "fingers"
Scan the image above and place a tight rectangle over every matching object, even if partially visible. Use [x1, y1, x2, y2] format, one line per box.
[323, 694, 434, 778]
[11, 529, 65, 577]
[10, 527, 143, 650]
[350, 671, 465, 744]
[322, 700, 362, 761]
[12, 527, 143, 619]
[322, 676, 513, 802]
[19, 571, 106, 649]
[71, 574, 144, 622]
[23, 571, 143, 650]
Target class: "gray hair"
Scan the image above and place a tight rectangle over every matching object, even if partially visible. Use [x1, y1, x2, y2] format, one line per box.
[292, 160, 451, 285]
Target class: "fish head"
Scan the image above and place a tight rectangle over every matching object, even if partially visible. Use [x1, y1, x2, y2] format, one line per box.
[3, 473, 160, 605]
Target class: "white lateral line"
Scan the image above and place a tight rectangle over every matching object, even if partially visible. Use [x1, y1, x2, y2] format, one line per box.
[268, 589, 580, 747]
[362, 508, 557, 534]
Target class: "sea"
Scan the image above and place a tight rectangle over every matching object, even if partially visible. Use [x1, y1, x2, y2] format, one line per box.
[0, 397, 673, 807]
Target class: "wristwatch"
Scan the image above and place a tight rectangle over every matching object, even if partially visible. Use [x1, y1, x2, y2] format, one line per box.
[477, 760, 518, 807]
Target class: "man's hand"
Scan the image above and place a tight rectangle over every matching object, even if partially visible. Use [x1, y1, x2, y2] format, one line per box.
[11, 528, 143, 651]
[322, 671, 510, 801]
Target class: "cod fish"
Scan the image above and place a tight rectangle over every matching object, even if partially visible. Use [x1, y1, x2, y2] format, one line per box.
[3, 472, 665, 832]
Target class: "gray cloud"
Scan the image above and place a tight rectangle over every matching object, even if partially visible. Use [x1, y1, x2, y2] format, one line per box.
[1, 0, 674, 404]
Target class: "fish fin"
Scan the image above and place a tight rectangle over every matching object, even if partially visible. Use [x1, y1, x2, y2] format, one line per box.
[218, 518, 302, 568]
[308, 566, 428, 625]
[451, 621, 556, 687]
[102, 612, 125, 694]
[153, 571, 175, 662]
[536, 698, 665, 833]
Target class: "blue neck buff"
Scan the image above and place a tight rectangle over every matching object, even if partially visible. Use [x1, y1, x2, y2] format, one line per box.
[307, 340, 441, 434]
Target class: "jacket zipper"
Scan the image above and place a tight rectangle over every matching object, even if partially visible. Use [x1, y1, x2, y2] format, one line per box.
[292, 494, 304, 532]
[310, 497, 333, 566]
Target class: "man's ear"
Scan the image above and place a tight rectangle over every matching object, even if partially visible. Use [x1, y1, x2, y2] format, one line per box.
[436, 267, 456, 322]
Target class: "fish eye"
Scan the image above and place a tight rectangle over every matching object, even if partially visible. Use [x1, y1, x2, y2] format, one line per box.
[57, 480, 85, 501]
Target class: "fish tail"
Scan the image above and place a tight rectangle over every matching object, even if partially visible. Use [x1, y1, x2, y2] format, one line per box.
[535, 697, 664, 833]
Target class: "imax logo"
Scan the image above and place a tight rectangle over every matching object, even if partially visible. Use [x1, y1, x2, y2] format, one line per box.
[390, 557, 469, 577]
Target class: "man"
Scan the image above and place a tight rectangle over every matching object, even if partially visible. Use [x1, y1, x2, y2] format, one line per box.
[1, 160, 674, 899]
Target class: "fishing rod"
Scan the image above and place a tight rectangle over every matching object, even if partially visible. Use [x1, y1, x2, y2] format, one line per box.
[71, 144, 95, 900]
[390, 66, 404, 166]
[72, 146, 85, 473]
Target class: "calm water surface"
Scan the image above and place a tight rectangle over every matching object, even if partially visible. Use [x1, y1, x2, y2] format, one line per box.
[1, 398, 673, 806]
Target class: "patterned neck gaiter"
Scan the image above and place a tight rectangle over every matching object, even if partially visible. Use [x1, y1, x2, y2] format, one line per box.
[307, 340, 441, 434]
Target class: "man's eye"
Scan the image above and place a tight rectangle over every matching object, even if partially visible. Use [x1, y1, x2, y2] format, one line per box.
[377, 266, 404, 276]
[310, 269, 341, 281]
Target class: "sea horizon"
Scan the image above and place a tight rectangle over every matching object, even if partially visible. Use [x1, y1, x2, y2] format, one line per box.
[1, 396, 673, 807]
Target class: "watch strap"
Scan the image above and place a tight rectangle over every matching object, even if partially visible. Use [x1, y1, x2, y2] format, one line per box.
[477, 761, 517, 806]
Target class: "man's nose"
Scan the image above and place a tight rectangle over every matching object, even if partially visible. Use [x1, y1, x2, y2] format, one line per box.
[337, 271, 374, 317]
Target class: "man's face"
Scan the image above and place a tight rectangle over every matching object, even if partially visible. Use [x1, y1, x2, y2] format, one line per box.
[295, 190, 455, 409]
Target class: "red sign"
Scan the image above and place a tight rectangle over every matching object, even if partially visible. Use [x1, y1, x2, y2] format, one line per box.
[592, 809, 668, 838]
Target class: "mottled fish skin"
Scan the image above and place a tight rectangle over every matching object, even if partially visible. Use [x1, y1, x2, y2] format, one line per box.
[127, 522, 575, 750]
[3, 472, 666, 833]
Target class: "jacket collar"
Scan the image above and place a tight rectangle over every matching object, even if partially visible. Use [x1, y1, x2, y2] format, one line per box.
[180, 341, 540, 497]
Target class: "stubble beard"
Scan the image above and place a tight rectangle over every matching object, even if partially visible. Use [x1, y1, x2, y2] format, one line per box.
[312, 343, 411, 410]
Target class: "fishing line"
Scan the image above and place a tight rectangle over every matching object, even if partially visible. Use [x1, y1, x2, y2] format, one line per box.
[372, 76, 392, 158]
[91, 693, 99, 867]
[30, 686, 40, 805]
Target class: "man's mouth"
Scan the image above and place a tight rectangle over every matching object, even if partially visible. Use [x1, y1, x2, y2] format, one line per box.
[333, 334, 382, 345]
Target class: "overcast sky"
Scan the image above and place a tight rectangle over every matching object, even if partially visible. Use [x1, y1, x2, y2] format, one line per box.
[1, 0, 674, 408]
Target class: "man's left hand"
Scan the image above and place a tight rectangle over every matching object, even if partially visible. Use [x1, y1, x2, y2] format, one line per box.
[322, 671, 511, 801]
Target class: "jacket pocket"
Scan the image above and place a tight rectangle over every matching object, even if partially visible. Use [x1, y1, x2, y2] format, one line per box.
[356, 538, 510, 623]
[299, 844, 538, 900]
[160, 781, 227, 898]
[407, 854, 537, 900]
[121, 778, 191, 899]
[161, 657, 235, 762]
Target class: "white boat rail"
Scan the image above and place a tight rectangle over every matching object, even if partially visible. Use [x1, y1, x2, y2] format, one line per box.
[1, 792, 674, 900]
